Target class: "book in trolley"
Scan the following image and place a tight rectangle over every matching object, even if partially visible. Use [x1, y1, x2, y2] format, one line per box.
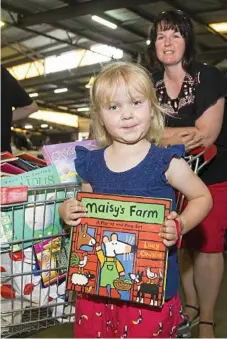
[66, 192, 171, 307]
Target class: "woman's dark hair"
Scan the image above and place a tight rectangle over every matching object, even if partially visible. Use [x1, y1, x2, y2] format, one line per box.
[146, 10, 195, 72]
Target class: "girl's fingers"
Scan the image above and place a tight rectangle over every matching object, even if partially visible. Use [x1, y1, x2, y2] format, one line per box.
[70, 212, 87, 220]
[160, 232, 177, 241]
[166, 211, 178, 220]
[163, 239, 176, 247]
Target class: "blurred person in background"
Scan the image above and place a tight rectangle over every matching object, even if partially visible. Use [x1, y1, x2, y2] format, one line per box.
[1, 65, 38, 153]
[147, 10, 227, 338]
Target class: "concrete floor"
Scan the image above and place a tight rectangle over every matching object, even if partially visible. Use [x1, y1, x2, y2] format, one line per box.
[31, 255, 227, 338]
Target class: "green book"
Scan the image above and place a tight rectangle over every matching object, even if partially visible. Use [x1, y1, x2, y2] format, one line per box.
[1, 165, 66, 251]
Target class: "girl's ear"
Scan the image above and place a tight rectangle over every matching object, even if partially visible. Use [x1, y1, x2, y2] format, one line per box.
[150, 108, 154, 118]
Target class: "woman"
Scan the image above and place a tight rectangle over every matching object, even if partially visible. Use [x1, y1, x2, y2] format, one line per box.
[147, 10, 227, 338]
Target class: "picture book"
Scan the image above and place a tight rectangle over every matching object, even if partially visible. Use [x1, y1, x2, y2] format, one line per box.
[16, 152, 47, 167]
[0, 151, 15, 161]
[1, 186, 28, 205]
[67, 192, 171, 308]
[0, 165, 65, 251]
[34, 236, 70, 287]
[10, 157, 40, 171]
[42, 139, 97, 184]
[0, 162, 26, 175]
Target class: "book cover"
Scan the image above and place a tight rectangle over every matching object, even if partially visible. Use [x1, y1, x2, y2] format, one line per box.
[0, 151, 15, 161]
[1, 186, 28, 204]
[0, 162, 26, 175]
[1, 165, 64, 251]
[34, 236, 70, 287]
[42, 139, 97, 184]
[66, 192, 171, 308]
[16, 152, 47, 167]
[10, 157, 40, 171]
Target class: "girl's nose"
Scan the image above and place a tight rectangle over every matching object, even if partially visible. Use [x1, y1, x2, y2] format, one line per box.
[121, 108, 133, 120]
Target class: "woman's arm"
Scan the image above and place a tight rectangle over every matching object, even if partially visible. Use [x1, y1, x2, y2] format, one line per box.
[161, 128, 203, 150]
[161, 97, 224, 149]
[195, 97, 225, 147]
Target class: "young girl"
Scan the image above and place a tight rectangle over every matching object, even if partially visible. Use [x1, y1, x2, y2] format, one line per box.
[59, 62, 212, 338]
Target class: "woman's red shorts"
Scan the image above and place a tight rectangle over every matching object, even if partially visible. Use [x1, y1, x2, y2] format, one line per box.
[181, 181, 227, 253]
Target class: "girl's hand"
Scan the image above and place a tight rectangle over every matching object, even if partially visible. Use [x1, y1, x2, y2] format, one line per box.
[58, 198, 87, 226]
[159, 211, 182, 247]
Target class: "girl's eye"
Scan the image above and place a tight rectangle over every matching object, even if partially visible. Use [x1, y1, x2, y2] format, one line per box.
[109, 105, 118, 110]
[173, 34, 180, 38]
[134, 100, 142, 106]
[157, 36, 163, 40]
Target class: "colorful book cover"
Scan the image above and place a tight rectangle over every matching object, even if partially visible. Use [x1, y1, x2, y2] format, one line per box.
[34, 236, 70, 287]
[0, 162, 26, 174]
[16, 152, 47, 167]
[66, 192, 171, 308]
[41, 139, 97, 184]
[0, 165, 65, 251]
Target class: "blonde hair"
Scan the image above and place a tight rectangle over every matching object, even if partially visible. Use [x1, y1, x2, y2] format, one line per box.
[90, 62, 165, 146]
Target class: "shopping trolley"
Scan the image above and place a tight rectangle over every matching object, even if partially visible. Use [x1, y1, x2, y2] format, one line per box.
[176, 144, 217, 338]
[0, 146, 217, 338]
[0, 183, 80, 338]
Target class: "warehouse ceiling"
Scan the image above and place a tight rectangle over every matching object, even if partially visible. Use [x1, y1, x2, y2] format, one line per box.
[1, 0, 227, 120]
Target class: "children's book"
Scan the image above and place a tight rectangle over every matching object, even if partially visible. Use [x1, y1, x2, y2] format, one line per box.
[34, 236, 70, 287]
[42, 140, 97, 184]
[0, 165, 66, 251]
[1, 162, 26, 175]
[16, 152, 47, 167]
[0, 151, 15, 161]
[66, 192, 171, 308]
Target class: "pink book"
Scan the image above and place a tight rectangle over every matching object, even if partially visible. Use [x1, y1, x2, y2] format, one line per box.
[0, 162, 26, 175]
[41, 140, 98, 184]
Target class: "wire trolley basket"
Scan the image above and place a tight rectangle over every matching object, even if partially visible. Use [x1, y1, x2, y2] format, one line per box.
[0, 183, 80, 338]
[0, 146, 217, 339]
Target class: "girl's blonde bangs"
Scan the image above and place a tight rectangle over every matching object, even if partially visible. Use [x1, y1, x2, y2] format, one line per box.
[93, 65, 153, 108]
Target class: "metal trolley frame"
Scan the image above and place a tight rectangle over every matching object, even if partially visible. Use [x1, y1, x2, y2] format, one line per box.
[0, 146, 217, 338]
[1, 183, 80, 338]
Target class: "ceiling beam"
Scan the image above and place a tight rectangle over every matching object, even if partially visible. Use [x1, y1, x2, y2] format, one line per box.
[2, 4, 137, 58]
[165, 0, 227, 42]
[19, 62, 108, 88]
[127, 7, 156, 23]
[198, 47, 227, 61]
[18, 0, 157, 26]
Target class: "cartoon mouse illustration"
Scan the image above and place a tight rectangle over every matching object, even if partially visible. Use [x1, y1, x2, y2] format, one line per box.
[96, 233, 136, 298]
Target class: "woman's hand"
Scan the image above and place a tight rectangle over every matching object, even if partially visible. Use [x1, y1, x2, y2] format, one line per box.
[58, 198, 87, 226]
[159, 211, 182, 247]
[166, 130, 204, 151]
[181, 131, 204, 151]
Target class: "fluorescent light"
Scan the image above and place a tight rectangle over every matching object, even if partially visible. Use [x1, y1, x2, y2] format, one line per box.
[146, 39, 151, 45]
[41, 124, 49, 128]
[57, 106, 68, 110]
[29, 92, 38, 98]
[91, 15, 117, 30]
[0, 21, 5, 27]
[24, 124, 33, 129]
[209, 22, 227, 33]
[11, 127, 14, 131]
[90, 44, 123, 59]
[29, 110, 78, 128]
[54, 88, 68, 94]
[77, 107, 90, 112]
